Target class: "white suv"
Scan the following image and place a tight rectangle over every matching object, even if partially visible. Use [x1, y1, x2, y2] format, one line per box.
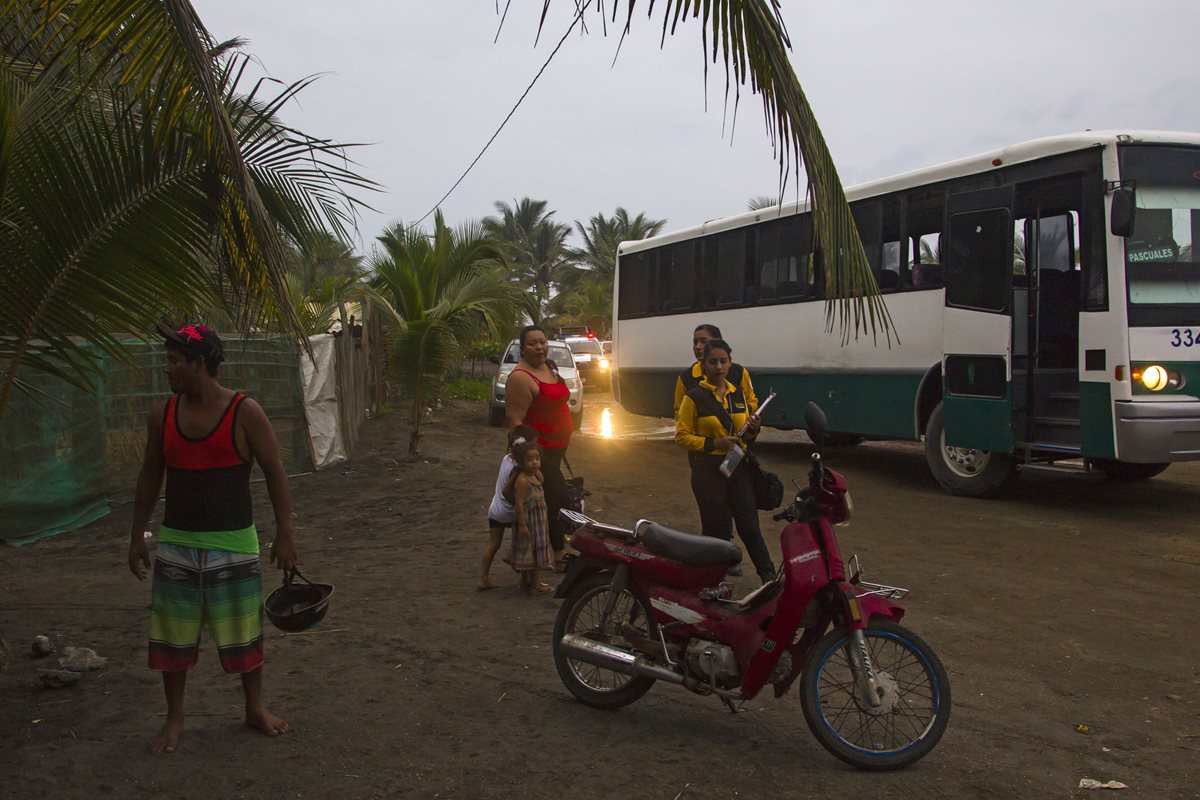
[488, 339, 583, 428]
[561, 335, 611, 390]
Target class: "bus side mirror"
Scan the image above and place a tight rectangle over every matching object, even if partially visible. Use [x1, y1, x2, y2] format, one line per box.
[1111, 188, 1136, 237]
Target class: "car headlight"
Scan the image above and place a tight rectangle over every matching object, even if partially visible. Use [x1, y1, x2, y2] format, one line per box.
[599, 357, 610, 370]
[496, 372, 509, 387]
[565, 377, 581, 391]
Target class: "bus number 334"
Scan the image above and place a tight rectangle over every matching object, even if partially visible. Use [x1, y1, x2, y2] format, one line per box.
[1170, 329, 1199, 347]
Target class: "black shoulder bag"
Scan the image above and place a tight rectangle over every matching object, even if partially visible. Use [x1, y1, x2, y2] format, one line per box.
[685, 387, 784, 511]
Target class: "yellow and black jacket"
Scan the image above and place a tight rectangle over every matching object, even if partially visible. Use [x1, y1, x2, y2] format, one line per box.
[673, 361, 758, 418]
[675, 378, 753, 456]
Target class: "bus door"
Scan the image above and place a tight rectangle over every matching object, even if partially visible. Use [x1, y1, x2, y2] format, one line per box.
[1019, 208, 1081, 449]
[941, 186, 1016, 453]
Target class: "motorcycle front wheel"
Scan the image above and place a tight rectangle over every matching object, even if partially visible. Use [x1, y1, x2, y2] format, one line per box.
[552, 573, 657, 710]
[800, 619, 951, 771]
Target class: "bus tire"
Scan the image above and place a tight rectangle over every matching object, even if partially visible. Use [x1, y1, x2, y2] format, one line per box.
[924, 402, 1018, 498]
[1093, 459, 1170, 482]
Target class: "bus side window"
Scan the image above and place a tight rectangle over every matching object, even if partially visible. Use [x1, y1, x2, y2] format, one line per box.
[716, 229, 747, 306]
[778, 213, 816, 300]
[654, 247, 671, 313]
[912, 233, 943, 287]
[669, 240, 697, 312]
[880, 197, 903, 291]
[851, 201, 883, 276]
[906, 189, 944, 288]
[757, 222, 780, 301]
[618, 250, 651, 319]
[946, 208, 1011, 312]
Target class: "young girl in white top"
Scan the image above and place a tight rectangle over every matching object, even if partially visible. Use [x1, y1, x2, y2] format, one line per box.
[477, 425, 539, 590]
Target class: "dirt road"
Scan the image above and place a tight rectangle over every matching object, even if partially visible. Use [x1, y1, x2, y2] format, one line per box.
[2, 395, 1198, 799]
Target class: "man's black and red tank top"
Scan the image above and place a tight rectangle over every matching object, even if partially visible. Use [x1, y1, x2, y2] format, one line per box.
[161, 392, 253, 534]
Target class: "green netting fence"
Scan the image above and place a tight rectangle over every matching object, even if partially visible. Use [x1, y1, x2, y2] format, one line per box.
[1, 337, 312, 547]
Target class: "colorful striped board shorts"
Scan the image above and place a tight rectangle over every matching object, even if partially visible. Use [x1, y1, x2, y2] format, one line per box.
[149, 543, 264, 674]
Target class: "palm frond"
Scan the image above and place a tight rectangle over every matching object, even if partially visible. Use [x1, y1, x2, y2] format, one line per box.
[538, 2, 893, 343]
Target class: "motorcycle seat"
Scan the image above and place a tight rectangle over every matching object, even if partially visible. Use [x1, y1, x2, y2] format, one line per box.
[640, 522, 742, 568]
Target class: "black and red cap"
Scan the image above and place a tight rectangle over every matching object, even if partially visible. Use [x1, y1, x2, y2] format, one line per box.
[157, 322, 225, 365]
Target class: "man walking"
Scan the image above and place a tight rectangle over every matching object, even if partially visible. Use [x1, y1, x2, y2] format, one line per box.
[127, 323, 298, 753]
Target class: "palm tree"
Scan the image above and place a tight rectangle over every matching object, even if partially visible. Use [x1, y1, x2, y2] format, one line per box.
[483, 198, 572, 321]
[371, 212, 530, 454]
[562, 278, 614, 338]
[0, 1, 372, 419]
[289, 231, 365, 294]
[525, 2, 887, 343]
[570, 208, 666, 287]
[748, 195, 780, 211]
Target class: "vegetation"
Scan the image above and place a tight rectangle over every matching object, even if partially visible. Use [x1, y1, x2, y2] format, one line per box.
[370, 211, 531, 454]
[441, 373, 491, 404]
[483, 198, 572, 323]
[0, 0, 888, 426]
[0, 1, 371, 420]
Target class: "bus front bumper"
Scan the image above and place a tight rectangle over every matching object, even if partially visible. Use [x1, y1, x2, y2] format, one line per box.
[1114, 400, 1200, 463]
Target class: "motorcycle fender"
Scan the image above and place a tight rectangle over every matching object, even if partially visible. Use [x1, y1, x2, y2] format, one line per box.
[854, 589, 906, 625]
[552, 554, 611, 599]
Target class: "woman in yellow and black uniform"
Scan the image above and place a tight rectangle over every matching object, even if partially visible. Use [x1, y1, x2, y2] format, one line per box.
[672, 323, 758, 418]
[675, 338, 776, 584]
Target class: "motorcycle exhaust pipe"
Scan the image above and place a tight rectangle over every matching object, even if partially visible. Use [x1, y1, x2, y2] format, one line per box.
[559, 634, 684, 685]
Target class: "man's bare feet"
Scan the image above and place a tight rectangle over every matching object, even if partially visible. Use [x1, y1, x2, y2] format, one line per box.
[246, 707, 289, 737]
[475, 578, 498, 590]
[150, 716, 184, 753]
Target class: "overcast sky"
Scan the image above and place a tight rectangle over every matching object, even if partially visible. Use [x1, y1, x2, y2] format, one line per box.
[194, 1, 1200, 254]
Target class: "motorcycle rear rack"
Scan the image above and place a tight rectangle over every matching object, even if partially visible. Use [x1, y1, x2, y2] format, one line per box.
[559, 509, 637, 540]
[847, 554, 910, 600]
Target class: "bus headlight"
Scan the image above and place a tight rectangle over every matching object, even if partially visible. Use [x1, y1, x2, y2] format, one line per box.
[1133, 365, 1182, 391]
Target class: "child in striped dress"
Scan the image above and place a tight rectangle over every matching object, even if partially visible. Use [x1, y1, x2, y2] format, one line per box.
[511, 439, 553, 593]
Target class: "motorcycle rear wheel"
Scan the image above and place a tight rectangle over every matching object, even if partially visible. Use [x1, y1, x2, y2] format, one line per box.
[800, 619, 950, 771]
[552, 573, 657, 710]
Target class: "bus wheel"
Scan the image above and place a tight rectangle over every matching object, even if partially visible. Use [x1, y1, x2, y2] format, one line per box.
[1093, 459, 1170, 482]
[924, 402, 1018, 498]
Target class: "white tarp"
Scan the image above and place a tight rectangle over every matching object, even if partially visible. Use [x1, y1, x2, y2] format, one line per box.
[300, 334, 346, 468]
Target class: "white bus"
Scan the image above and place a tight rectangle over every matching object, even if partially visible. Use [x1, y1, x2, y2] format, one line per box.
[612, 131, 1200, 497]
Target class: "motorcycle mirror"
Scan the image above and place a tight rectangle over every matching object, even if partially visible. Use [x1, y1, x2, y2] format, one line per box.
[804, 402, 828, 446]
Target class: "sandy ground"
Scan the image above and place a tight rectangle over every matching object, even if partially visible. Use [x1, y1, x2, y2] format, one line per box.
[2, 393, 1199, 799]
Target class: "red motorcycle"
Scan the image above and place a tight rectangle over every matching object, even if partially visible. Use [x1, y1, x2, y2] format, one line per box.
[552, 403, 950, 770]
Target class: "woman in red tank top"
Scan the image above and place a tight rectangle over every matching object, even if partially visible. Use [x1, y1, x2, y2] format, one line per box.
[504, 325, 574, 571]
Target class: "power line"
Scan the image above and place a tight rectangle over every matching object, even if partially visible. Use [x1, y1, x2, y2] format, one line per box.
[411, 1, 594, 230]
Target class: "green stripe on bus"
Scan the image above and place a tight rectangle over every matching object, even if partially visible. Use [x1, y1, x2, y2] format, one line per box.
[1079, 381, 1116, 457]
[618, 368, 927, 439]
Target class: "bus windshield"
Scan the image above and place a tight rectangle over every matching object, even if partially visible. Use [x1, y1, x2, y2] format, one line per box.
[1120, 146, 1200, 325]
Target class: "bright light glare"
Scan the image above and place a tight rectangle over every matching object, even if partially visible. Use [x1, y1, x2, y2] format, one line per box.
[1142, 365, 1169, 391]
[600, 407, 614, 439]
[599, 357, 610, 369]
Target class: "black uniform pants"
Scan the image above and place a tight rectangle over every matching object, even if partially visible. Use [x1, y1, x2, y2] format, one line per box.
[689, 454, 776, 581]
[540, 446, 570, 553]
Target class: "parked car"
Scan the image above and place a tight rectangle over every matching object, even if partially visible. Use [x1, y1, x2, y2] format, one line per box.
[489, 339, 583, 428]
[561, 333, 610, 390]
